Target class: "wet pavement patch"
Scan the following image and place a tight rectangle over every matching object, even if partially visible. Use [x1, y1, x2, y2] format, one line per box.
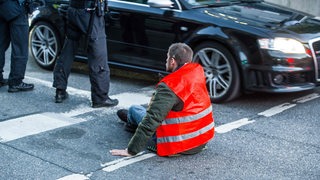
[50, 127, 86, 139]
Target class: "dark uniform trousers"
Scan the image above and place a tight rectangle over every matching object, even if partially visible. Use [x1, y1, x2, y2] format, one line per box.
[0, 0, 29, 85]
[53, 0, 110, 103]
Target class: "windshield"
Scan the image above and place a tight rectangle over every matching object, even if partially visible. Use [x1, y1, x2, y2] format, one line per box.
[183, 0, 262, 7]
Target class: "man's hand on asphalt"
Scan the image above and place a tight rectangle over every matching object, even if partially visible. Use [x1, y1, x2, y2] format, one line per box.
[110, 148, 132, 157]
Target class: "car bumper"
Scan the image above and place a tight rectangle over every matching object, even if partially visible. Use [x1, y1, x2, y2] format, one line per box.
[244, 37, 320, 93]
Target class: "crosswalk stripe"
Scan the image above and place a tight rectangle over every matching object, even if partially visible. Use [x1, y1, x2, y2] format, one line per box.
[25, 75, 154, 110]
[0, 113, 85, 142]
[0, 77, 154, 142]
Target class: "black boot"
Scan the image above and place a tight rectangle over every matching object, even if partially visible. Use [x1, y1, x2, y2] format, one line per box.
[8, 82, 34, 92]
[117, 109, 129, 122]
[55, 89, 68, 103]
[92, 98, 119, 108]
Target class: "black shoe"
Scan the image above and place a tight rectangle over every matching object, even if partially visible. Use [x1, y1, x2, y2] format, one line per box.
[117, 109, 128, 122]
[92, 98, 119, 108]
[125, 123, 138, 133]
[55, 89, 68, 103]
[0, 79, 8, 87]
[8, 82, 34, 92]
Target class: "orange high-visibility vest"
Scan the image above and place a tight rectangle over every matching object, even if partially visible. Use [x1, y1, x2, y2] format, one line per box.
[156, 63, 215, 156]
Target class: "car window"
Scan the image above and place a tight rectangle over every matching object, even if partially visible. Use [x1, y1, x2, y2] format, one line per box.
[119, 0, 148, 5]
[116, 0, 181, 10]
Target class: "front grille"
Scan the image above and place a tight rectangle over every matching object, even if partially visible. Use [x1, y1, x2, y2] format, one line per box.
[287, 72, 309, 84]
[309, 38, 320, 81]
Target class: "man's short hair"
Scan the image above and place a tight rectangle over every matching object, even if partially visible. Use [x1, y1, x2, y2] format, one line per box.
[168, 43, 193, 65]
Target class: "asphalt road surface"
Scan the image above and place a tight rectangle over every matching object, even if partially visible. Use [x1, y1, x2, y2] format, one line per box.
[0, 47, 319, 180]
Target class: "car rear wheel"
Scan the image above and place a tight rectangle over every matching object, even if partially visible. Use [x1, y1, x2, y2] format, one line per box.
[29, 22, 60, 70]
[193, 42, 240, 103]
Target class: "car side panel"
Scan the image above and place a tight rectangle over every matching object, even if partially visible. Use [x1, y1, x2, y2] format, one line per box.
[107, 1, 183, 72]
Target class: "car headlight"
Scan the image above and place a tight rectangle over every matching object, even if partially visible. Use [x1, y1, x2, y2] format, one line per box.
[258, 38, 305, 54]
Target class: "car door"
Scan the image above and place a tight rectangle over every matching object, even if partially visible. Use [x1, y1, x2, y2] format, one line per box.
[106, 0, 182, 73]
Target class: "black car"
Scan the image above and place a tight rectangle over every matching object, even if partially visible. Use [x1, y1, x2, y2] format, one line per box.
[28, 0, 320, 103]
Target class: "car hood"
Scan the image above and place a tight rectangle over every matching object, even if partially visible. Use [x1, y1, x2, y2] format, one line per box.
[202, 2, 320, 41]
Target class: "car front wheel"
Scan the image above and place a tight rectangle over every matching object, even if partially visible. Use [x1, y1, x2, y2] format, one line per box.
[193, 42, 240, 103]
[29, 22, 60, 70]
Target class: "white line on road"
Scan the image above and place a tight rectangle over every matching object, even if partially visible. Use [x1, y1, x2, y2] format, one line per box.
[293, 93, 320, 103]
[58, 153, 156, 179]
[102, 153, 156, 172]
[25, 76, 153, 111]
[258, 103, 296, 117]
[57, 174, 89, 180]
[215, 118, 255, 134]
[26, 76, 91, 99]
[0, 77, 153, 142]
[0, 113, 85, 142]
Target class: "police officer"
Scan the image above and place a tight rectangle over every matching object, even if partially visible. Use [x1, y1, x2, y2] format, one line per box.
[53, 0, 118, 107]
[0, 0, 34, 92]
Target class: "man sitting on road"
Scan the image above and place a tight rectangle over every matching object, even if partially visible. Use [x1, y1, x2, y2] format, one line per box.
[110, 43, 215, 157]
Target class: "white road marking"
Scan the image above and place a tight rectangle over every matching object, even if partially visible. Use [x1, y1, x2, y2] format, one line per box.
[258, 103, 296, 117]
[26, 76, 91, 99]
[0, 113, 85, 142]
[215, 118, 255, 134]
[293, 93, 320, 103]
[26, 76, 153, 111]
[101, 156, 132, 167]
[102, 153, 156, 172]
[57, 174, 89, 180]
[0, 77, 153, 142]
[113, 92, 152, 109]
[61, 104, 98, 117]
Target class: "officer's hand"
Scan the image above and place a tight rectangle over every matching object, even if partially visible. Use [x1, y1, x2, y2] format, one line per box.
[110, 148, 132, 157]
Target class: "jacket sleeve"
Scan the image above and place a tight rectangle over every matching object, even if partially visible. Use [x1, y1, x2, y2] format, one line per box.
[127, 83, 179, 155]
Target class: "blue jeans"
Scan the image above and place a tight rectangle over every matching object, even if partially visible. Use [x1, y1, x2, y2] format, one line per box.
[127, 105, 157, 144]
[127, 105, 146, 126]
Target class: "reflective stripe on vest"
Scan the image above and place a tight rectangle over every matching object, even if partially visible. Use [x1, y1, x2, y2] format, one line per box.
[161, 105, 213, 125]
[157, 120, 214, 144]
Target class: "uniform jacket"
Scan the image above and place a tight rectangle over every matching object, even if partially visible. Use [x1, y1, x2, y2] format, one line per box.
[0, 0, 24, 21]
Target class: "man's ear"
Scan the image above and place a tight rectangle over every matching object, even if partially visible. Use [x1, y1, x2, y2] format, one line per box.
[170, 58, 176, 65]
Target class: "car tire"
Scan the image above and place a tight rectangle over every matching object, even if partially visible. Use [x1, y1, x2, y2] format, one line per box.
[29, 21, 60, 70]
[193, 42, 241, 103]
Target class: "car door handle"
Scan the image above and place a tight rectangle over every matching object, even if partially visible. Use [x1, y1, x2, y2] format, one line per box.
[108, 12, 120, 21]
